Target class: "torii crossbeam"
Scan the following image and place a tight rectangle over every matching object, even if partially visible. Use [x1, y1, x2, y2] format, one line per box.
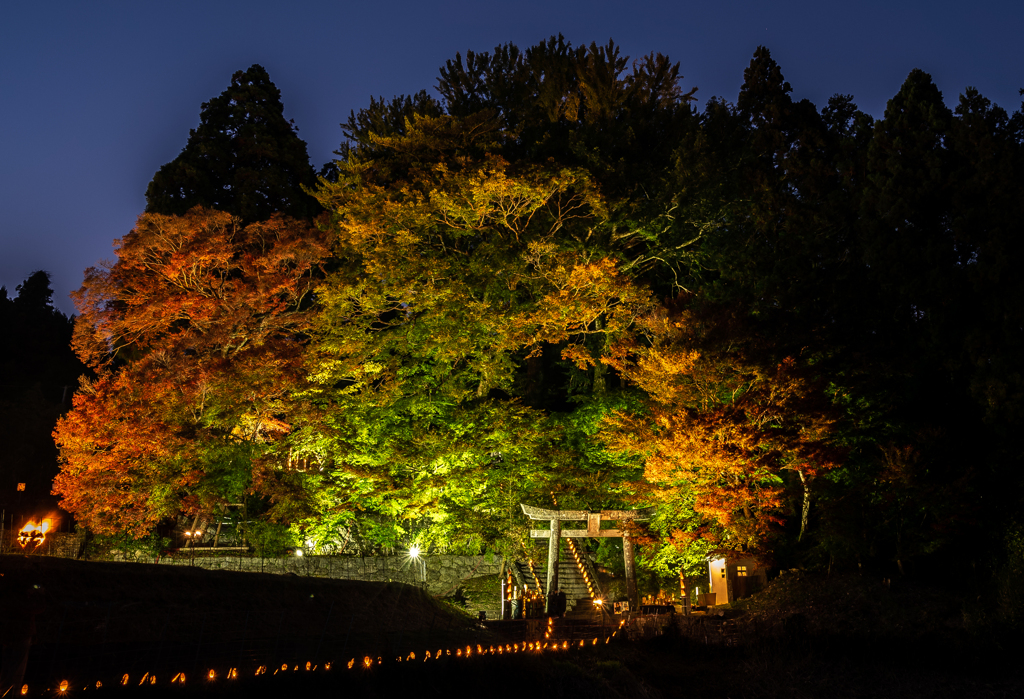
[520, 504, 653, 610]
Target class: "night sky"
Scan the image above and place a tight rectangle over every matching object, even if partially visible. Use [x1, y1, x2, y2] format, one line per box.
[2, 0, 1021, 315]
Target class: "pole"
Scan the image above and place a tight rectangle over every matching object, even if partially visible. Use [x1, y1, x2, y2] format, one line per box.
[546, 518, 560, 613]
[623, 534, 638, 611]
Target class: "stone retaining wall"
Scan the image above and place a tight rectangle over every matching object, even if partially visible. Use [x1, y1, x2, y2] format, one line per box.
[0, 531, 85, 558]
[148, 553, 503, 596]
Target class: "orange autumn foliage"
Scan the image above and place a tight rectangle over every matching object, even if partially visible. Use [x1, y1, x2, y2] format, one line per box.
[605, 301, 843, 556]
[54, 208, 329, 535]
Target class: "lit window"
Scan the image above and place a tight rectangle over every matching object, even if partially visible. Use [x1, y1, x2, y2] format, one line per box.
[17, 483, 25, 491]
[737, 565, 748, 577]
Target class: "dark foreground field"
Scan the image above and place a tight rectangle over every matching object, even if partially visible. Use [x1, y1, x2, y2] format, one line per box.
[2, 555, 1022, 698]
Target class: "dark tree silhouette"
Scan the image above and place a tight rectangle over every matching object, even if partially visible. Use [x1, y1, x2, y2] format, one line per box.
[145, 64, 319, 223]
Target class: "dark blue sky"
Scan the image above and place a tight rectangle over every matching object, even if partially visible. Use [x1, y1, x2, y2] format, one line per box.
[2, 0, 1021, 315]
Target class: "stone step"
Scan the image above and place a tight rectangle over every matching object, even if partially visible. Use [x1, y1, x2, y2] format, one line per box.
[516, 543, 595, 604]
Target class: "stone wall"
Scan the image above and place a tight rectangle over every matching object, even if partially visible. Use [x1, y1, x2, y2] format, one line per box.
[0, 531, 85, 558]
[146, 553, 503, 596]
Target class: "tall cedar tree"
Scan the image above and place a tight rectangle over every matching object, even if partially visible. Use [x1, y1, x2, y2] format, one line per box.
[0, 272, 85, 515]
[145, 65, 319, 223]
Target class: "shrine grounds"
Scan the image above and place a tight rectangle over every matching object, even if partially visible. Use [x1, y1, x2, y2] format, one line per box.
[2, 555, 1022, 698]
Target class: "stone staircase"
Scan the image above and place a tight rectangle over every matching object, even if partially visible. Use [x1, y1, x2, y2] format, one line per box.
[514, 541, 601, 612]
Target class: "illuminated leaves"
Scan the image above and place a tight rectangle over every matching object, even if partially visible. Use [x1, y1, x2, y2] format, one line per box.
[55, 208, 329, 532]
[604, 302, 842, 556]
[300, 115, 658, 550]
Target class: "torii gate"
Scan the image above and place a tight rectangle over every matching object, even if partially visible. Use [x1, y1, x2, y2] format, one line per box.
[521, 504, 653, 610]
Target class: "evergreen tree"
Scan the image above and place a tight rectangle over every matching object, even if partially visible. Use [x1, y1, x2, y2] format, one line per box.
[0, 271, 85, 518]
[145, 65, 319, 222]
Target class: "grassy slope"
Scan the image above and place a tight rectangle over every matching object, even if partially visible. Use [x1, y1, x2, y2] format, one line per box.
[4, 556, 1022, 698]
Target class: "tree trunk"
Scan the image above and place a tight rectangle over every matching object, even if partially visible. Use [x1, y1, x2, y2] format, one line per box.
[592, 317, 608, 394]
[798, 469, 812, 543]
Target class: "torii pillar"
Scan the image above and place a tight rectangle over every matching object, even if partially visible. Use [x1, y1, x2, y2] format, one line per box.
[521, 504, 653, 611]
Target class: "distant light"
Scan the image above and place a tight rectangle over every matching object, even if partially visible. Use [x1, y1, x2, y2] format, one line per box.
[409, 546, 421, 559]
[295, 548, 303, 557]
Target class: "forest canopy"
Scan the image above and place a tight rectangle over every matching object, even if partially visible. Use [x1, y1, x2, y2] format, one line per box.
[54, 41, 1024, 595]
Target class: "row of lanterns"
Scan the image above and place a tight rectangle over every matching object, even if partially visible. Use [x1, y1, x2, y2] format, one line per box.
[565, 537, 597, 599]
[19, 619, 629, 697]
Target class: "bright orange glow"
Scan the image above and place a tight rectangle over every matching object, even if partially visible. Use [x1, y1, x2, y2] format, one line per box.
[121, 675, 129, 686]
[59, 680, 69, 693]
[347, 659, 354, 669]
[17, 520, 51, 548]
[305, 662, 311, 671]
[230, 668, 238, 679]
[208, 670, 215, 680]
[363, 656, 372, 668]
[20, 685, 27, 695]
[96, 681, 103, 689]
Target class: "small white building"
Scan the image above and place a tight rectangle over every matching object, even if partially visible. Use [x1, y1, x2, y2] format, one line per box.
[707, 557, 768, 605]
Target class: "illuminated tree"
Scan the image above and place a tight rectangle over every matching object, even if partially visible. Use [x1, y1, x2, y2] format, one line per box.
[54, 208, 328, 535]
[300, 115, 656, 552]
[603, 300, 843, 559]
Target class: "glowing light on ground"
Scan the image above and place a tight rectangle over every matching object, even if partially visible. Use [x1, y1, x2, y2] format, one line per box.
[17, 520, 50, 548]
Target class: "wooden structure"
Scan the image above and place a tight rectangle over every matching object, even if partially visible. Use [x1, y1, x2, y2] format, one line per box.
[521, 504, 653, 610]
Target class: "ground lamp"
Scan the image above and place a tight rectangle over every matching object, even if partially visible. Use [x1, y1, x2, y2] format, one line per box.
[183, 529, 202, 566]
